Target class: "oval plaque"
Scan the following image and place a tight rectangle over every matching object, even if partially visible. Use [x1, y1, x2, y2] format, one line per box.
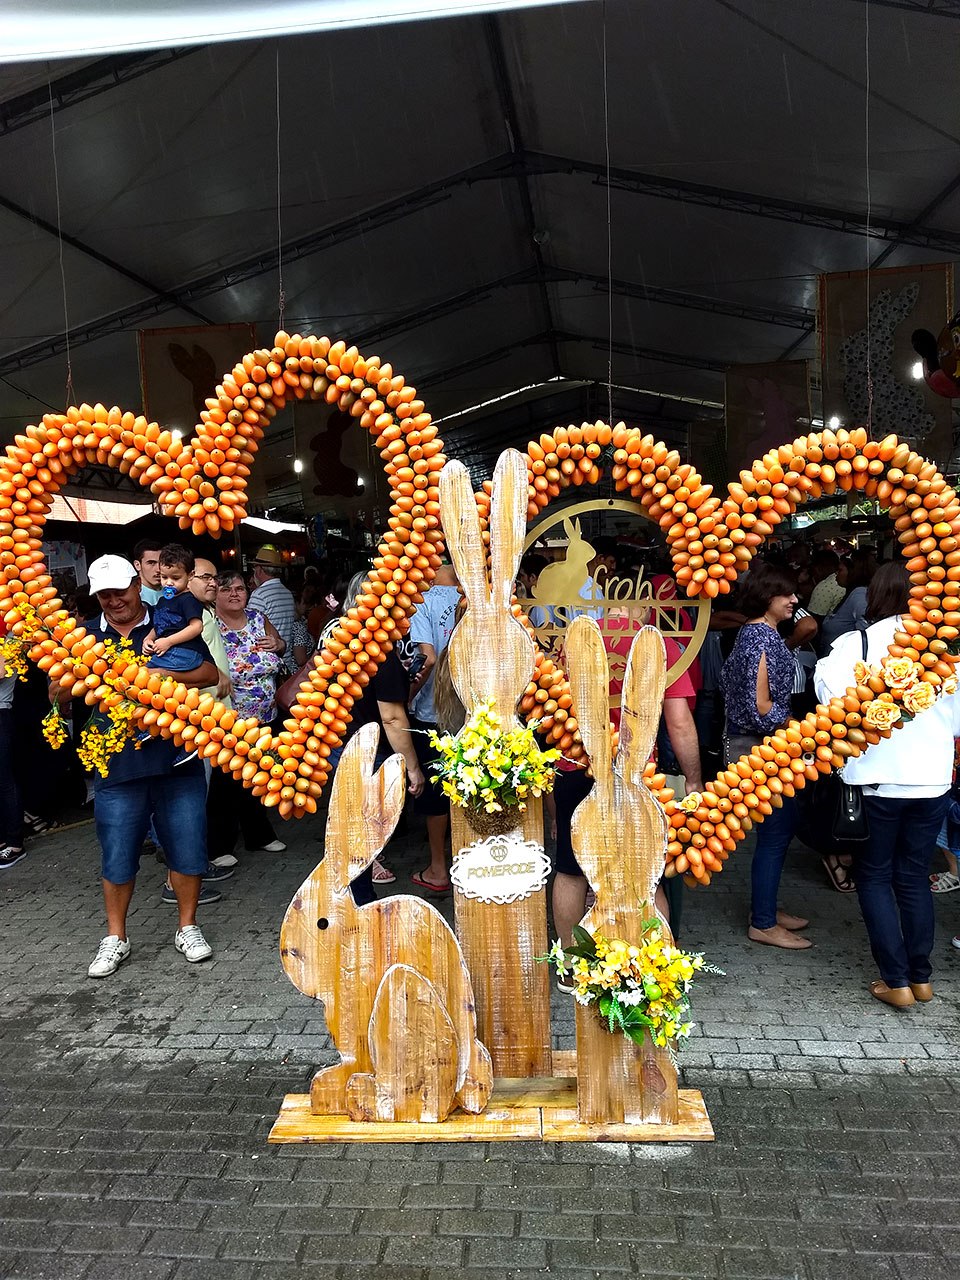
[450, 833, 551, 906]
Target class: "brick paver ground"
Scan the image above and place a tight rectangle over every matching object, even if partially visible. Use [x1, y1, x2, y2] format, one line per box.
[2, 805, 960, 1279]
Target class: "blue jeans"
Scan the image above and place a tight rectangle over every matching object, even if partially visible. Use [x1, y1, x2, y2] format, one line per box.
[751, 796, 798, 929]
[0, 709, 23, 849]
[96, 773, 208, 884]
[854, 792, 948, 987]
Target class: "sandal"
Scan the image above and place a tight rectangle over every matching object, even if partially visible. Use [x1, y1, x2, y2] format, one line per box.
[930, 870, 960, 894]
[23, 811, 59, 836]
[371, 857, 396, 884]
[821, 853, 856, 893]
[411, 871, 451, 893]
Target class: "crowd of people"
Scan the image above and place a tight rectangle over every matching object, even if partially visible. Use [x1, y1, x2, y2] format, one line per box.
[2, 526, 959, 1006]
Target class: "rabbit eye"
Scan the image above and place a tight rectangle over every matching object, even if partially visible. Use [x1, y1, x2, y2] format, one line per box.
[317, 918, 329, 930]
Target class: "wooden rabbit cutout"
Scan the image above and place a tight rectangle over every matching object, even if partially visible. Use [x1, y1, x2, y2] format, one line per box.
[280, 722, 492, 1122]
[441, 449, 535, 722]
[440, 449, 552, 1077]
[565, 614, 679, 1124]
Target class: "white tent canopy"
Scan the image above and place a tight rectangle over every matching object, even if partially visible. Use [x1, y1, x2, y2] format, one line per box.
[0, 0, 576, 61]
[0, 0, 957, 507]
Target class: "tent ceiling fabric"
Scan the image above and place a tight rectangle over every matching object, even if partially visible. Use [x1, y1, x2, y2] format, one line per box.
[0, 0, 958, 501]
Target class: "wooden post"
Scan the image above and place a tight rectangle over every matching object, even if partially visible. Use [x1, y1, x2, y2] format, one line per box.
[452, 801, 552, 1078]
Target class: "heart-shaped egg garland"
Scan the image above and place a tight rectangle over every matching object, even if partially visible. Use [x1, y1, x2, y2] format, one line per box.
[497, 422, 960, 885]
[0, 330, 954, 859]
[0, 332, 446, 819]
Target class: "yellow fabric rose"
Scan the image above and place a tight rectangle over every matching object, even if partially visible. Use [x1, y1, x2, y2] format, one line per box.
[863, 699, 902, 731]
[881, 655, 922, 691]
[942, 675, 959, 696]
[902, 681, 938, 716]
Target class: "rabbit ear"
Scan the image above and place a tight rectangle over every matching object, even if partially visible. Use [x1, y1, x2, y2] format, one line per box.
[328, 723, 405, 887]
[488, 449, 527, 610]
[565, 614, 614, 794]
[616, 625, 666, 791]
[562, 516, 575, 540]
[439, 460, 488, 606]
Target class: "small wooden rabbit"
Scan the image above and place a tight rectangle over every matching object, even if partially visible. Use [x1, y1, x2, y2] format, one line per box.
[440, 448, 552, 1077]
[280, 722, 492, 1122]
[565, 613, 679, 1125]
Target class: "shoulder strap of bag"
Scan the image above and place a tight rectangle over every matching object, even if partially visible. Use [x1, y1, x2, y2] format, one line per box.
[861, 627, 868, 661]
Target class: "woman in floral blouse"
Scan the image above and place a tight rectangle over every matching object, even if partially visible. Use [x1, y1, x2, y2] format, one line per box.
[721, 564, 811, 951]
[204, 571, 288, 863]
[215, 571, 286, 723]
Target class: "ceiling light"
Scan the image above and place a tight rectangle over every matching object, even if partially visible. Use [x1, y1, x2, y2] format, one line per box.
[912, 360, 924, 381]
[171, 429, 182, 442]
[294, 459, 303, 474]
[828, 416, 840, 429]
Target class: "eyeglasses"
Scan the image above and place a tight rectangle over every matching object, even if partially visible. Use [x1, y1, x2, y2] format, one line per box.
[192, 573, 218, 583]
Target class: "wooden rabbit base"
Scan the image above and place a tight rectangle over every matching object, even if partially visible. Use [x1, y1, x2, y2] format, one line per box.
[268, 1055, 712, 1144]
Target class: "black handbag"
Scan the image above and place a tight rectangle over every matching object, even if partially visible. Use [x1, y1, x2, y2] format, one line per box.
[830, 628, 869, 843]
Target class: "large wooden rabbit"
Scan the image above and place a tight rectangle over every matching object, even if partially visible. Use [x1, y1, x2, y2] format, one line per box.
[565, 613, 679, 1125]
[280, 722, 492, 1122]
[441, 448, 552, 1077]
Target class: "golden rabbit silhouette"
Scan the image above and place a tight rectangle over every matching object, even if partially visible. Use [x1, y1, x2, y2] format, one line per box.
[530, 517, 598, 622]
[564, 613, 679, 1124]
[279, 723, 492, 1122]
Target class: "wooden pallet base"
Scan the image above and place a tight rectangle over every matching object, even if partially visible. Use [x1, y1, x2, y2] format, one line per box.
[269, 1054, 712, 1144]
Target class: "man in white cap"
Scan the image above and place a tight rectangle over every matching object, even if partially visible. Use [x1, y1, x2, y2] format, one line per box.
[72, 555, 220, 977]
[247, 544, 294, 673]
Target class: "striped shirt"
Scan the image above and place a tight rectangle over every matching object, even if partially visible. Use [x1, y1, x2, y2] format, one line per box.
[247, 577, 296, 670]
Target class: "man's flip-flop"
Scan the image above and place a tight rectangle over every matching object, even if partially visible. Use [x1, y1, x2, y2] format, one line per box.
[411, 872, 452, 893]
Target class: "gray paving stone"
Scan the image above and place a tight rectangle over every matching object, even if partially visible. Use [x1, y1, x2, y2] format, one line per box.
[60, 1225, 152, 1253]
[2, 808, 958, 1280]
[220, 1231, 304, 1262]
[302, 1233, 384, 1264]
[465, 1237, 551, 1270]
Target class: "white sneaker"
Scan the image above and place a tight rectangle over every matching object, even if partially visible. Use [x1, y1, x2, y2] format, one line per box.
[211, 854, 238, 868]
[952, 935, 960, 951]
[88, 935, 131, 978]
[175, 925, 213, 963]
[259, 840, 286, 853]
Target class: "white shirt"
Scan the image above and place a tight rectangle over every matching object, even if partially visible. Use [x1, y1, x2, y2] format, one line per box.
[247, 577, 295, 667]
[200, 606, 232, 709]
[814, 616, 960, 798]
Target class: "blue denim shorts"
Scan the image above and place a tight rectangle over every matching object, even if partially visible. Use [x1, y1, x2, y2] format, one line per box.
[147, 646, 203, 672]
[95, 772, 208, 884]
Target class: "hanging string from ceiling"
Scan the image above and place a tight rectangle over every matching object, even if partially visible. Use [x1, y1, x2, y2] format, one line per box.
[275, 42, 286, 331]
[864, 0, 873, 435]
[47, 77, 75, 409]
[601, 0, 613, 434]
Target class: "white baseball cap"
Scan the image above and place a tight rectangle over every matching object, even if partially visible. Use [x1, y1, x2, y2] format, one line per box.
[88, 554, 139, 595]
